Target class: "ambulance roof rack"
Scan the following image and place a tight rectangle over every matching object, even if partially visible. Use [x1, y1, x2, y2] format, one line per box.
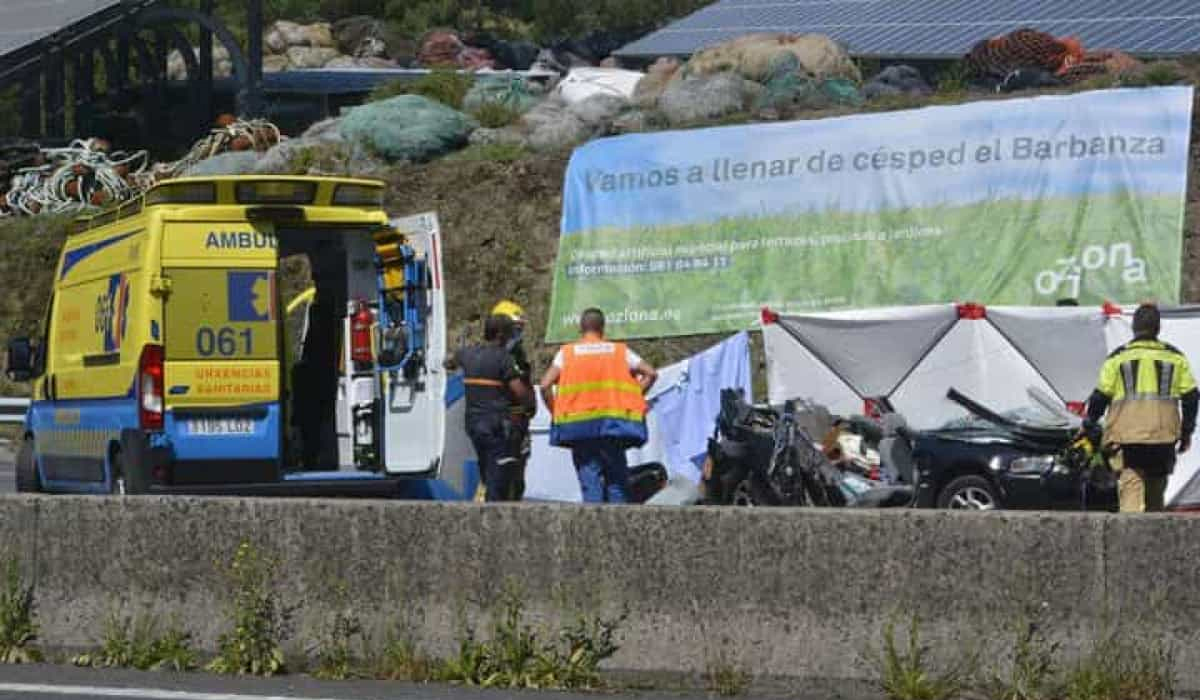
[68, 196, 144, 235]
[68, 176, 386, 237]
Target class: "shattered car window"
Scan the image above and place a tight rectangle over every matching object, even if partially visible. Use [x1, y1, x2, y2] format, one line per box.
[939, 407, 1073, 432]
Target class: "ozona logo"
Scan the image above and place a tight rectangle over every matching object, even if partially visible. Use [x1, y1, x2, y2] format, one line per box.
[94, 273, 131, 352]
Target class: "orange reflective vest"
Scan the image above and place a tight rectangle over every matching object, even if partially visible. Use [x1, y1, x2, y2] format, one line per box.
[550, 339, 647, 448]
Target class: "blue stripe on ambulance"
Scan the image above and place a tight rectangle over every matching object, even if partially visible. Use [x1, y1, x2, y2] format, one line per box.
[436, 372, 478, 500]
[445, 373, 464, 407]
[166, 404, 281, 461]
[29, 396, 139, 493]
[59, 232, 137, 279]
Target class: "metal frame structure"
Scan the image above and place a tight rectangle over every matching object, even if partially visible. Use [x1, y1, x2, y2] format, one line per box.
[0, 0, 264, 141]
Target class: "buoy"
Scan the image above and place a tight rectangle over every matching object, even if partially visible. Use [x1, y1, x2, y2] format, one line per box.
[257, 127, 279, 146]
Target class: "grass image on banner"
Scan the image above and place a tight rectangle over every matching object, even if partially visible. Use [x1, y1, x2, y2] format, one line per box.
[547, 193, 1182, 342]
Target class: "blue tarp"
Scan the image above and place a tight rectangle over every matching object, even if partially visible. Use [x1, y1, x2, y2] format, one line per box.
[527, 332, 753, 501]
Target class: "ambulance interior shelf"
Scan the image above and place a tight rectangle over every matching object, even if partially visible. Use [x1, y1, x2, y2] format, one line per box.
[372, 227, 431, 380]
[284, 224, 433, 473]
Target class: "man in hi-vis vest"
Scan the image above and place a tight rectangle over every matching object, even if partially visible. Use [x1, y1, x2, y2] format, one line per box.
[1086, 304, 1199, 512]
[540, 308, 657, 503]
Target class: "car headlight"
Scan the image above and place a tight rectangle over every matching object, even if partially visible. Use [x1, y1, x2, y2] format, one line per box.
[1008, 455, 1056, 474]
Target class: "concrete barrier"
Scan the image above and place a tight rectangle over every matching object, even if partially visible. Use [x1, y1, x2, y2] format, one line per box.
[3, 495, 1199, 688]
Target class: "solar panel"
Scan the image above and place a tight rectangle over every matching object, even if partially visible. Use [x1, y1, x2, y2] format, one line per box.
[617, 0, 1200, 58]
[0, 0, 124, 59]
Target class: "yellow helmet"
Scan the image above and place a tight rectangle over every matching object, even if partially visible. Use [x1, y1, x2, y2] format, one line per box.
[491, 300, 525, 323]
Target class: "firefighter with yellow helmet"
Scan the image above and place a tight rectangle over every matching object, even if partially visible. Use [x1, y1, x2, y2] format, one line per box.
[492, 300, 535, 500]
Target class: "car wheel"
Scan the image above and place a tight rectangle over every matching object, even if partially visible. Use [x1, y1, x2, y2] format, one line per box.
[731, 478, 758, 506]
[730, 474, 777, 506]
[937, 475, 999, 511]
[14, 438, 40, 493]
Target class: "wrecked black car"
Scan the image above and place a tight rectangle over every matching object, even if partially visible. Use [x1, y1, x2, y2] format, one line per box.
[701, 390, 913, 508]
[700, 387, 1114, 512]
[908, 389, 1117, 512]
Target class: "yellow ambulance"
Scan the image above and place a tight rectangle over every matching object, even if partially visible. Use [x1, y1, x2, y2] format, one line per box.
[5, 176, 448, 495]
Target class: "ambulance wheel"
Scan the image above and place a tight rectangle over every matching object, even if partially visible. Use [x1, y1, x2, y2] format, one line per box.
[14, 437, 40, 493]
[107, 447, 127, 495]
[114, 431, 152, 495]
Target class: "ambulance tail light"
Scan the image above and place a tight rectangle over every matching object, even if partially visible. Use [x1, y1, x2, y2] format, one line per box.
[332, 184, 384, 207]
[138, 344, 165, 431]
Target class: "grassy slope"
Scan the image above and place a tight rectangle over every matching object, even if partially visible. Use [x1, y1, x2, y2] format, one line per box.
[0, 216, 71, 397]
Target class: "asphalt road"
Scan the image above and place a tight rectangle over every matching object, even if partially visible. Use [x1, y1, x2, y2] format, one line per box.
[0, 664, 625, 699]
[0, 442, 14, 494]
[0, 665, 878, 700]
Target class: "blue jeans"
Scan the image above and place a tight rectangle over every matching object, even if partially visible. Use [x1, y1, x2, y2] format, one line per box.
[571, 441, 629, 504]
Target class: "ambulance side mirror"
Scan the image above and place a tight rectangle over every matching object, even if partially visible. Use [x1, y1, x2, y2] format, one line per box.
[5, 337, 34, 382]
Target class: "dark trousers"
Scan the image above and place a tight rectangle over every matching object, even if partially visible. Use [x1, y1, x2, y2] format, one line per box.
[468, 416, 518, 502]
[508, 420, 530, 501]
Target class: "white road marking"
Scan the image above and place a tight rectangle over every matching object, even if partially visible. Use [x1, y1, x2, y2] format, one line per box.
[0, 683, 360, 700]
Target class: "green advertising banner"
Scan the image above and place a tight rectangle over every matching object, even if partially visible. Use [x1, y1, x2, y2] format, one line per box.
[546, 87, 1194, 342]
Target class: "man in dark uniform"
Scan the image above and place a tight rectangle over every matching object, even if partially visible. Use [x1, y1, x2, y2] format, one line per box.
[450, 315, 534, 502]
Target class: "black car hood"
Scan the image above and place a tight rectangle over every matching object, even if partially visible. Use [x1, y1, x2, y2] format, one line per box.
[922, 388, 1075, 449]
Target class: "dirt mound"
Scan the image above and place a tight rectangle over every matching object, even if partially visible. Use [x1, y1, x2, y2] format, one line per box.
[382, 154, 724, 372]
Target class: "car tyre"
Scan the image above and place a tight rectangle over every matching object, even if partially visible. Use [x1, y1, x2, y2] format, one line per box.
[730, 473, 777, 506]
[108, 448, 127, 495]
[936, 475, 999, 511]
[116, 430, 153, 495]
[14, 438, 40, 493]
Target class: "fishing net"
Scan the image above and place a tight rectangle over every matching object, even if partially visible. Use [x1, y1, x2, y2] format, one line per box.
[0, 117, 283, 217]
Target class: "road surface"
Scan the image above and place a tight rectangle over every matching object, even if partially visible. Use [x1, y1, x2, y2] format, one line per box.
[0, 664, 645, 700]
[0, 664, 883, 700]
[0, 442, 13, 494]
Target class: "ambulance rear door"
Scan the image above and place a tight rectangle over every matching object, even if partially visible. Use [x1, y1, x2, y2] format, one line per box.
[160, 222, 282, 483]
[380, 212, 446, 477]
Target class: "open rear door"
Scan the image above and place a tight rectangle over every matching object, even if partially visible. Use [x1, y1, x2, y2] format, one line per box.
[381, 212, 446, 476]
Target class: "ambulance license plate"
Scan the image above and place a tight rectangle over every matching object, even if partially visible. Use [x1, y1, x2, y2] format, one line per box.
[186, 417, 255, 436]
